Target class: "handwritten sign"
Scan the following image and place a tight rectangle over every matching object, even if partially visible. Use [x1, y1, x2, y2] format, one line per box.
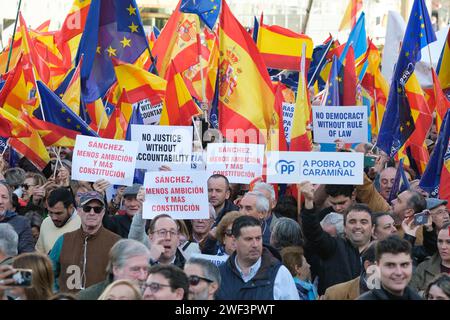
[206, 143, 265, 184]
[312, 106, 368, 143]
[72, 135, 139, 186]
[143, 171, 209, 220]
[131, 125, 192, 171]
[282, 103, 295, 143]
[266, 151, 364, 185]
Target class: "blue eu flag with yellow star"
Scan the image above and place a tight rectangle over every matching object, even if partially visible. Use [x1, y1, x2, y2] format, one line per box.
[377, 0, 436, 157]
[325, 55, 341, 106]
[180, 0, 222, 30]
[76, 0, 149, 104]
[34, 81, 99, 137]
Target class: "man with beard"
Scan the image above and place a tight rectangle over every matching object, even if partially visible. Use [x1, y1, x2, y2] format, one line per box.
[184, 258, 221, 300]
[35, 187, 81, 254]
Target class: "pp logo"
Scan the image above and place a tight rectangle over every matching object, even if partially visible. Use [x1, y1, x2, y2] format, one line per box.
[275, 160, 295, 175]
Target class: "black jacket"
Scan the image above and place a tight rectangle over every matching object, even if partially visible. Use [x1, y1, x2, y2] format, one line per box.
[103, 214, 132, 238]
[213, 199, 239, 227]
[358, 286, 422, 300]
[302, 207, 362, 294]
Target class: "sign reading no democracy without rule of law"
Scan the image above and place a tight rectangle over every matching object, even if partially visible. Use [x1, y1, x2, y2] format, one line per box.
[131, 125, 193, 171]
[312, 106, 368, 144]
[206, 143, 265, 184]
[266, 151, 364, 185]
[71, 135, 139, 186]
[142, 171, 209, 220]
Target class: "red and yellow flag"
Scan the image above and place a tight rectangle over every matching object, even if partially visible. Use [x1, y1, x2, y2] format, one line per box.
[338, 0, 363, 31]
[217, 1, 275, 144]
[256, 23, 313, 71]
[431, 69, 450, 133]
[0, 108, 31, 138]
[160, 60, 201, 126]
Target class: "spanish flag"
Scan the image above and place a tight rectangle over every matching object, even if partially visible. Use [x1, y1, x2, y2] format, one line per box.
[160, 60, 201, 126]
[431, 69, 450, 133]
[217, 1, 275, 144]
[113, 58, 167, 123]
[0, 108, 31, 139]
[62, 57, 82, 115]
[437, 28, 450, 92]
[256, 22, 313, 71]
[338, 0, 363, 31]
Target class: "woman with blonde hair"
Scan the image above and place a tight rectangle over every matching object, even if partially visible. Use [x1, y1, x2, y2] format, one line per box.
[10, 252, 54, 300]
[98, 279, 142, 300]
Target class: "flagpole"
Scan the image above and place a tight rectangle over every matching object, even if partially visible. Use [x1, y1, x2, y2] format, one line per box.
[195, 22, 208, 121]
[5, 0, 22, 73]
[307, 38, 333, 88]
[32, 65, 46, 122]
[1, 139, 9, 156]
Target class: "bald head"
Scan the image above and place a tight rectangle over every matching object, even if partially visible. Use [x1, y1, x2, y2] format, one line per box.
[379, 167, 397, 201]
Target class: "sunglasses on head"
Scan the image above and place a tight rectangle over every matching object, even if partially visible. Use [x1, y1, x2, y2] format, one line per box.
[188, 275, 213, 286]
[224, 229, 233, 237]
[82, 205, 104, 214]
[21, 184, 35, 190]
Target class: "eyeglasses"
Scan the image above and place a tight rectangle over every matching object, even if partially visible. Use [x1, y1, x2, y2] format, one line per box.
[21, 184, 36, 190]
[144, 282, 172, 293]
[188, 275, 213, 286]
[82, 205, 104, 214]
[152, 229, 178, 238]
[224, 229, 233, 237]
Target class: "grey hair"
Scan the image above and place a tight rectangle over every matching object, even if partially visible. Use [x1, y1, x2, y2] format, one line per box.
[245, 191, 269, 213]
[186, 257, 221, 287]
[253, 182, 276, 201]
[0, 224, 18, 257]
[271, 217, 303, 250]
[106, 239, 150, 276]
[320, 212, 344, 237]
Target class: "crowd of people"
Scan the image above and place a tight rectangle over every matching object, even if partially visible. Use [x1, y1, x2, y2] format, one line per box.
[0, 140, 449, 301]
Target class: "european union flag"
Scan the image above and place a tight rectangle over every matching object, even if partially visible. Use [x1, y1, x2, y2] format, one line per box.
[125, 105, 144, 141]
[180, 0, 221, 30]
[34, 81, 99, 137]
[307, 39, 333, 90]
[388, 158, 411, 203]
[76, 0, 149, 104]
[377, 0, 436, 157]
[419, 109, 450, 197]
[325, 55, 341, 106]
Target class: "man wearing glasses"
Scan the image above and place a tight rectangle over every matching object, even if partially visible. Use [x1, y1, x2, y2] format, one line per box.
[143, 264, 188, 300]
[49, 191, 121, 293]
[148, 214, 186, 268]
[184, 257, 221, 300]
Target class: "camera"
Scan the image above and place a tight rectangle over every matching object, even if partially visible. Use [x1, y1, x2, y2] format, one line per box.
[414, 210, 430, 226]
[5, 269, 33, 287]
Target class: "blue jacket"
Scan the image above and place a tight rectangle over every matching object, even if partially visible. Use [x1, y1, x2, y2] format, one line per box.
[0, 211, 34, 253]
[216, 248, 281, 300]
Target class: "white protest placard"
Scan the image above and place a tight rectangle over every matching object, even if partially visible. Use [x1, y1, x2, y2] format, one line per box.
[266, 151, 364, 185]
[206, 143, 265, 184]
[72, 135, 139, 186]
[131, 125, 192, 171]
[312, 106, 368, 144]
[133, 96, 163, 125]
[142, 171, 209, 220]
[282, 102, 295, 143]
[190, 253, 228, 267]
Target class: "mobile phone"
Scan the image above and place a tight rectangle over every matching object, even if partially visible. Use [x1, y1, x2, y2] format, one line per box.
[364, 155, 377, 168]
[4, 269, 33, 287]
[414, 210, 430, 226]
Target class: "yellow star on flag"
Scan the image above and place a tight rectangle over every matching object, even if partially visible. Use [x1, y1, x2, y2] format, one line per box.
[129, 22, 138, 33]
[61, 108, 66, 113]
[96, 46, 101, 54]
[107, 46, 117, 57]
[120, 37, 131, 48]
[66, 118, 72, 123]
[126, 4, 136, 15]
